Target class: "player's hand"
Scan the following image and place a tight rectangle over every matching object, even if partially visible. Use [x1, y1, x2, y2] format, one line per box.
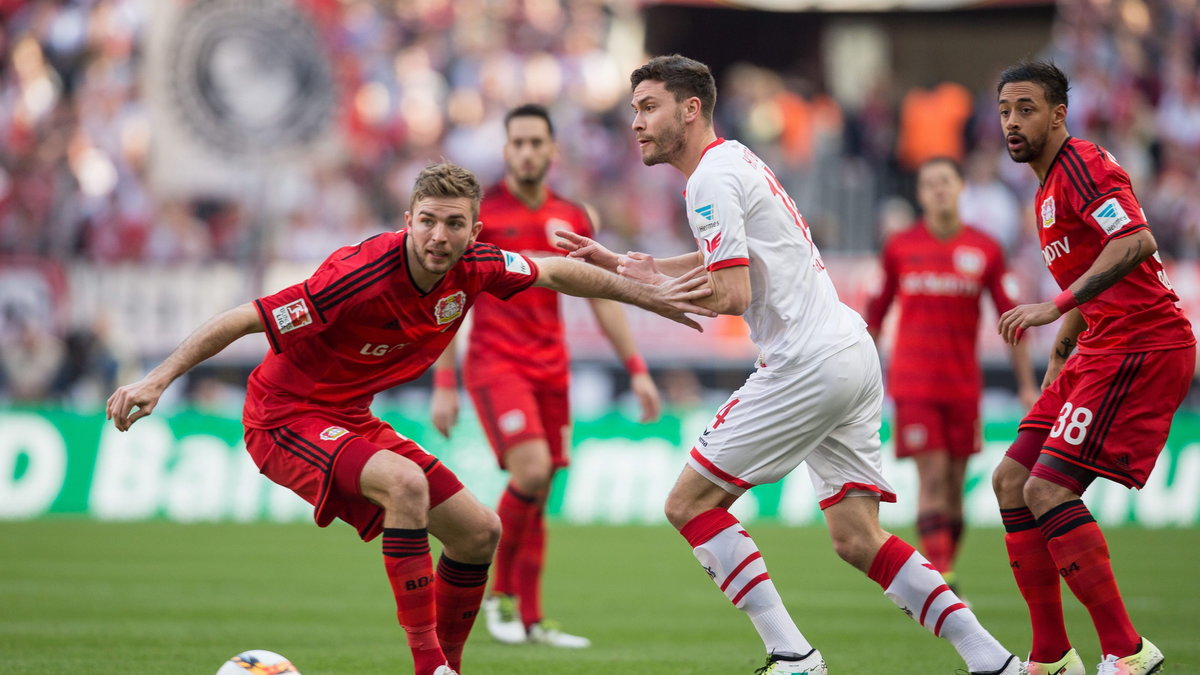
[630, 372, 662, 423]
[1018, 382, 1040, 410]
[649, 265, 717, 331]
[555, 230, 620, 273]
[617, 251, 668, 285]
[430, 385, 459, 439]
[998, 301, 1060, 346]
[106, 377, 168, 432]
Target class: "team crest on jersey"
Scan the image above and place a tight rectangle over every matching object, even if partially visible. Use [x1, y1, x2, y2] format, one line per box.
[434, 291, 466, 325]
[1090, 198, 1131, 235]
[501, 250, 531, 275]
[272, 299, 312, 334]
[319, 426, 349, 441]
[1041, 196, 1056, 229]
[953, 247, 985, 277]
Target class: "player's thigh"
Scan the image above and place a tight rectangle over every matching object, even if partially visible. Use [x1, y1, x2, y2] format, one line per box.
[940, 399, 981, 459]
[467, 374, 546, 469]
[1037, 347, 1195, 489]
[427, 488, 501, 564]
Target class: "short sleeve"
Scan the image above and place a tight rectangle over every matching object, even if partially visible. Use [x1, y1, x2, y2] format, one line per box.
[687, 165, 749, 271]
[1073, 146, 1148, 243]
[254, 245, 383, 353]
[467, 244, 540, 300]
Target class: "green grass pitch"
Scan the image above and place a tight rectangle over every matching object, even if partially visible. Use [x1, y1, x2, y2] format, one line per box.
[1, 520, 1196, 674]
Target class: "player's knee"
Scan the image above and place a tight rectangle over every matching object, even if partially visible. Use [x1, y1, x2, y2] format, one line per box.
[829, 530, 874, 569]
[991, 461, 1027, 506]
[465, 508, 502, 558]
[663, 494, 697, 531]
[379, 464, 430, 513]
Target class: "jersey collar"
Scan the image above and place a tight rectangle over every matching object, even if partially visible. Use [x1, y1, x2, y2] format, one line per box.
[1040, 136, 1073, 187]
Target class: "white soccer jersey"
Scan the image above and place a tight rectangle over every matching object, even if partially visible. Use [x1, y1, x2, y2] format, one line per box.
[686, 139, 866, 371]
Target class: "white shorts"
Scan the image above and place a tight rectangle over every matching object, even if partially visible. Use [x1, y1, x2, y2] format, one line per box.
[687, 336, 897, 509]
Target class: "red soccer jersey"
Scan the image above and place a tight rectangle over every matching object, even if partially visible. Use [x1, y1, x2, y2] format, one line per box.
[1035, 137, 1193, 354]
[866, 222, 1016, 402]
[465, 183, 595, 385]
[244, 230, 539, 429]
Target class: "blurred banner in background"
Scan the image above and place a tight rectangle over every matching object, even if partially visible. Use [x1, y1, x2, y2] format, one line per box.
[4, 406, 1198, 527]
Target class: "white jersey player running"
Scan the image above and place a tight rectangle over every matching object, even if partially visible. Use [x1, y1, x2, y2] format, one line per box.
[560, 55, 1024, 675]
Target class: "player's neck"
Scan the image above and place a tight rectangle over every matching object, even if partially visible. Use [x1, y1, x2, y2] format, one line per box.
[505, 176, 547, 209]
[925, 216, 961, 240]
[675, 128, 719, 178]
[1031, 131, 1070, 184]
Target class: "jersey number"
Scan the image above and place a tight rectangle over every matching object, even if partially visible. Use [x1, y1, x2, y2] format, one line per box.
[1049, 402, 1093, 445]
[761, 164, 824, 270]
[712, 398, 741, 430]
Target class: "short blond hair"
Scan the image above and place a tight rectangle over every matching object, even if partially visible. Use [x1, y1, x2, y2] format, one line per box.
[410, 162, 482, 220]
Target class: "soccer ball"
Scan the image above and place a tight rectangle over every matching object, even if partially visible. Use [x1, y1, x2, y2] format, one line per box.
[215, 650, 301, 675]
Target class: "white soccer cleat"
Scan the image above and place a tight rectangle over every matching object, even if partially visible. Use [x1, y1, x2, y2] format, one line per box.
[754, 649, 828, 674]
[526, 620, 591, 648]
[970, 654, 1028, 675]
[1026, 648, 1085, 675]
[483, 595, 527, 645]
[432, 667, 459, 675]
[1096, 637, 1165, 675]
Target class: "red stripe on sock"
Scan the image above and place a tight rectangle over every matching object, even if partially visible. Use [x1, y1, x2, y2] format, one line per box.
[720, 551, 762, 592]
[932, 602, 967, 637]
[867, 535, 916, 588]
[919, 584, 951, 627]
[730, 572, 771, 606]
[681, 508, 740, 547]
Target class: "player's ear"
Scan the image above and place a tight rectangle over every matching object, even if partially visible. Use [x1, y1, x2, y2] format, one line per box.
[469, 219, 483, 244]
[683, 96, 702, 123]
[403, 211, 413, 229]
[1052, 103, 1067, 129]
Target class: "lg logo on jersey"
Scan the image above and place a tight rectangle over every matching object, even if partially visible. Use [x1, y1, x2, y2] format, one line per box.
[359, 342, 409, 357]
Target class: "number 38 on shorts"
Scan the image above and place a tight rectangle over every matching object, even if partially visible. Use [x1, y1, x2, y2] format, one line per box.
[1049, 402, 1093, 445]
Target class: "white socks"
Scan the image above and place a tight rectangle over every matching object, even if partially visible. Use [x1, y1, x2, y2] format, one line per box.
[691, 521, 813, 657]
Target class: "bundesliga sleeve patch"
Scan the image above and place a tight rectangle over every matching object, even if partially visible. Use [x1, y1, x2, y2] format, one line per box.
[1090, 197, 1132, 234]
[272, 299, 312, 334]
[502, 250, 531, 275]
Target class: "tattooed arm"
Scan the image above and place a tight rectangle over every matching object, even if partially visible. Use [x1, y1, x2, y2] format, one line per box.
[999, 229, 1157, 345]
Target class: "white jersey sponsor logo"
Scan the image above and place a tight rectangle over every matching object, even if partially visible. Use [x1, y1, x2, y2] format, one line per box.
[273, 299, 312, 334]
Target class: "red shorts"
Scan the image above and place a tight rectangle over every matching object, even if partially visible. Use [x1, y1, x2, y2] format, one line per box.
[244, 414, 464, 541]
[1016, 345, 1195, 489]
[467, 371, 570, 469]
[893, 399, 981, 459]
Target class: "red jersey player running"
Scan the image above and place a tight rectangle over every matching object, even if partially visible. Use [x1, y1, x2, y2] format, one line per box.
[867, 156, 1038, 591]
[430, 104, 661, 648]
[105, 163, 713, 675]
[993, 62, 1195, 675]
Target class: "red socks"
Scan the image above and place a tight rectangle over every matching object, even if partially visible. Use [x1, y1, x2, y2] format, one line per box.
[1038, 500, 1140, 658]
[1002, 507, 1071, 663]
[493, 484, 537, 597]
[917, 511, 954, 574]
[382, 528, 444, 675]
[494, 483, 546, 627]
[435, 555, 490, 672]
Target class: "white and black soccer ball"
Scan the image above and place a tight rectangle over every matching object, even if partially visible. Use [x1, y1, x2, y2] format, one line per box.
[215, 650, 301, 675]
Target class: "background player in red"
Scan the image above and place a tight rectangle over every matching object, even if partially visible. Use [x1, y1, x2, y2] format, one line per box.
[429, 104, 661, 648]
[105, 163, 714, 675]
[866, 156, 1038, 592]
[993, 62, 1195, 675]
[427, 102, 662, 643]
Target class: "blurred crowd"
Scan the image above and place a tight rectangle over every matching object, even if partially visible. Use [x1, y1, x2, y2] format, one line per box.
[1, 0, 1198, 404]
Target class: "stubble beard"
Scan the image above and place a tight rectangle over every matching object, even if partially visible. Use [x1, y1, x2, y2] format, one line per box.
[642, 113, 686, 167]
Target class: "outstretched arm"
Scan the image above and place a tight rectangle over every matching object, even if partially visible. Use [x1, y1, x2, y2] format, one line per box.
[107, 303, 264, 431]
[532, 256, 716, 331]
[999, 229, 1156, 344]
[588, 298, 661, 422]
